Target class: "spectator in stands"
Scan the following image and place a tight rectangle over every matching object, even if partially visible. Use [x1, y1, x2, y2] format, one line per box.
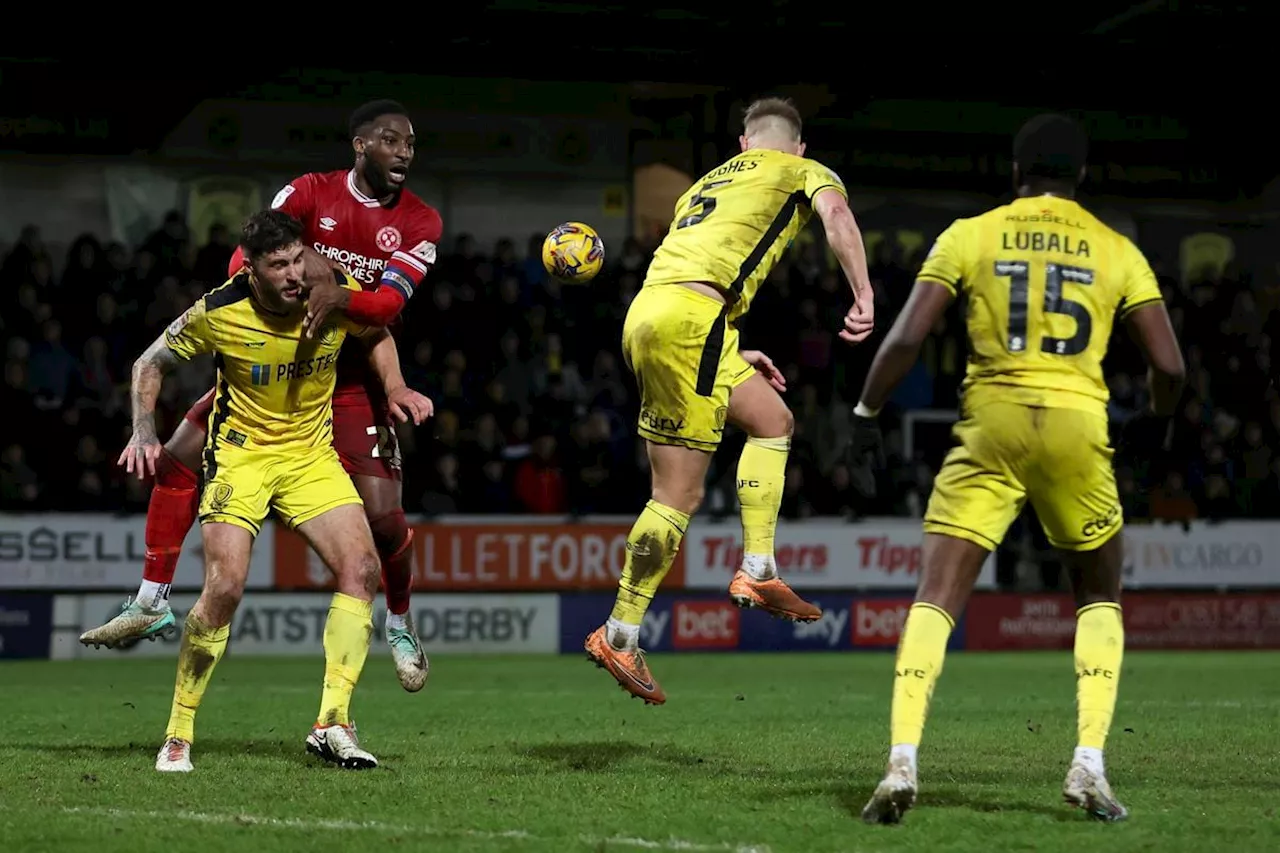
[2, 210, 1276, 533]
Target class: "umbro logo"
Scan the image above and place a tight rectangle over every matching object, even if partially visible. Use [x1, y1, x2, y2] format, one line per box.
[319, 217, 337, 231]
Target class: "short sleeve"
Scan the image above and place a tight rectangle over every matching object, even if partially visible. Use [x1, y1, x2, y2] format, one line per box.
[916, 221, 966, 296]
[270, 173, 316, 219]
[803, 160, 847, 202]
[164, 298, 215, 360]
[1117, 239, 1164, 320]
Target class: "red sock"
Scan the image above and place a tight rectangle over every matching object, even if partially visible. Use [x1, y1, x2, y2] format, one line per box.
[142, 450, 200, 585]
[369, 511, 414, 615]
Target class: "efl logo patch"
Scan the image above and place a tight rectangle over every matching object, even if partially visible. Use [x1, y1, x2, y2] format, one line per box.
[408, 239, 437, 265]
[375, 226, 402, 252]
[271, 184, 295, 210]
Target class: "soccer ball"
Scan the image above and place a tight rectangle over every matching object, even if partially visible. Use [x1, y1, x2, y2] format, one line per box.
[541, 222, 605, 282]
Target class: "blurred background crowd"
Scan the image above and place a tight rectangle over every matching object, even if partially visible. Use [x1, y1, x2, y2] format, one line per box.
[4, 212, 1278, 529]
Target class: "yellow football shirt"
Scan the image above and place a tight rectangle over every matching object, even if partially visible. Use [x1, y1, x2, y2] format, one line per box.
[644, 148, 847, 324]
[918, 195, 1164, 414]
[164, 272, 371, 453]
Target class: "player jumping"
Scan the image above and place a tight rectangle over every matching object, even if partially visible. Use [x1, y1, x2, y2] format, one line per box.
[123, 210, 433, 772]
[585, 98, 877, 704]
[852, 114, 1186, 823]
[82, 100, 443, 693]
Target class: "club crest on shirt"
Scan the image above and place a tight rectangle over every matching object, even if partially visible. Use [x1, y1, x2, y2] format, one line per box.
[375, 226, 402, 252]
[318, 324, 340, 346]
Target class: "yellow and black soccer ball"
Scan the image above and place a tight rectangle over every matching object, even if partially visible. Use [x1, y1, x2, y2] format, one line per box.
[541, 221, 605, 283]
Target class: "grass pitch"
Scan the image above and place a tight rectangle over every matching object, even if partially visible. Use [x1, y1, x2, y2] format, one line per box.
[2, 651, 1278, 852]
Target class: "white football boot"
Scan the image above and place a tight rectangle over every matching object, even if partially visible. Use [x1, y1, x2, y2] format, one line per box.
[155, 738, 193, 773]
[861, 753, 918, 825]
[306, 723, 378, 770]
[1063, 761, 1128, 821]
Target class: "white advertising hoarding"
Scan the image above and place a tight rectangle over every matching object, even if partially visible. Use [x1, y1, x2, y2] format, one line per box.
[683, 519, 998, 590]
[58, 592, 559, 658]
[0, 514, 274, 591]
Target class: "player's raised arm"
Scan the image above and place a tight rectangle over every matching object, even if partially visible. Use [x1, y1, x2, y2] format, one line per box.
[812, 187, 875, 343]
[359, 326, 434, 425]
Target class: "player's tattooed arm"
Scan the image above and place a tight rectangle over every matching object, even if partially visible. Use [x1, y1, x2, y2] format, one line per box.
[120, 333, 181, 478]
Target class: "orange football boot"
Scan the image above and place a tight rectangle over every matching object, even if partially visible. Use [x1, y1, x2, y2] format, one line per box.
[584, 626, 666, 705]
[728, 569, 823, 622]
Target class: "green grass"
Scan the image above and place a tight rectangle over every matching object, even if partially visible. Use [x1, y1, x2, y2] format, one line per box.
[2, 652, 1278, 852]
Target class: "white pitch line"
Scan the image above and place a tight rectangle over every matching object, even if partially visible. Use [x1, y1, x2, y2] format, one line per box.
[60, 806, 772, 853]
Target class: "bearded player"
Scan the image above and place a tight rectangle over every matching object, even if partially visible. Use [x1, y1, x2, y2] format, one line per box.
[584, 98, 877, 704]
[82, 100, 443, 694]
[852, 114, 1186, 823]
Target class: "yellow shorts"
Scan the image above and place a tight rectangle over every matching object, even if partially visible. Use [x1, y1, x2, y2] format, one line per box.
[622, 284, 754, 450]
[923, 399, 1121, 552]
[199, 442, 362, 536]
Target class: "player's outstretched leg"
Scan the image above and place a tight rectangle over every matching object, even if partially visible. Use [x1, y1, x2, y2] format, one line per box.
[1060, 535, 1128, 821]
[297, 503, 380, 769]
[725, 373, 821, 622]
[586, 444, 706, 705]
[863, 533, 987, 825]
[155, 521, 250, 772]
[82, 404, 209, 649]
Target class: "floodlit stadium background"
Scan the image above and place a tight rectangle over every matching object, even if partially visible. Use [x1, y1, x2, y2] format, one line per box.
[2, 5, 1278, 677]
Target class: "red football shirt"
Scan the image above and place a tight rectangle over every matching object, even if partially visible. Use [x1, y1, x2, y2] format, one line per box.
[271, 169, 443, 406]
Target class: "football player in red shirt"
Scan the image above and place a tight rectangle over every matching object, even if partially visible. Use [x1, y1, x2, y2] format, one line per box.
[82, 101, 441, 694]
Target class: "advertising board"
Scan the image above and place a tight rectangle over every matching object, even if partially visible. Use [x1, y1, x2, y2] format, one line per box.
[66, 592, 559, 657]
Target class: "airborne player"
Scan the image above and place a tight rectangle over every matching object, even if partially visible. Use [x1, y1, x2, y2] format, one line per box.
[82, 100, 443, 694]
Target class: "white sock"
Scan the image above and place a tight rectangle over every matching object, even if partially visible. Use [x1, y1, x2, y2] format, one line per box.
[1074, 746, 1105, 776]
[889, 744, 918, 774]
[606, 617, 640, 650]
[742, 553, 776, 581]
[386, 611, 408, 632]
[136, 580, 170, 610]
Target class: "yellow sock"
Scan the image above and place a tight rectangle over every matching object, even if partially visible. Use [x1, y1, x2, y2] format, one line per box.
[165, 613, 230, 744]
[1075, 602, 1124, 750]
[610, 500, 690, 626]
[737, 436, 789, 570]
[889, 602, 955, 748]
[317, 593, 374, 728]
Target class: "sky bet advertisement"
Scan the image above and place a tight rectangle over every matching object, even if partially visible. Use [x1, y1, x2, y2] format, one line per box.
[558, 593, 967, 653]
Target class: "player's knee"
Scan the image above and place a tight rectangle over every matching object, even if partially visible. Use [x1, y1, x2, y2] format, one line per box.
[202, 560, 245, 620]
[744, 400, 793, 440]
[367, 509, 410, 559]
[652, 482, 704, 516]
[165, 422, 205, 472]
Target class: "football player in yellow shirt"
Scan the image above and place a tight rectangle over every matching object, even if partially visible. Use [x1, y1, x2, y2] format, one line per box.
[585, 98, 877, 704]
[118, 210, 433, 773]
[851, 114, 1185, 823]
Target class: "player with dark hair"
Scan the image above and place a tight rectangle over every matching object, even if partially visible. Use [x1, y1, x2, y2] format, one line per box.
[82, 100, 443, 694]
[123, 209, 432, 772]
[584, 96, 877, 704]
[852, 114, 1185, 823]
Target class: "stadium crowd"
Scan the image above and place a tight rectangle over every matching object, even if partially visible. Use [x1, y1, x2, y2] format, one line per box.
[2, 213, 1278, 524]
